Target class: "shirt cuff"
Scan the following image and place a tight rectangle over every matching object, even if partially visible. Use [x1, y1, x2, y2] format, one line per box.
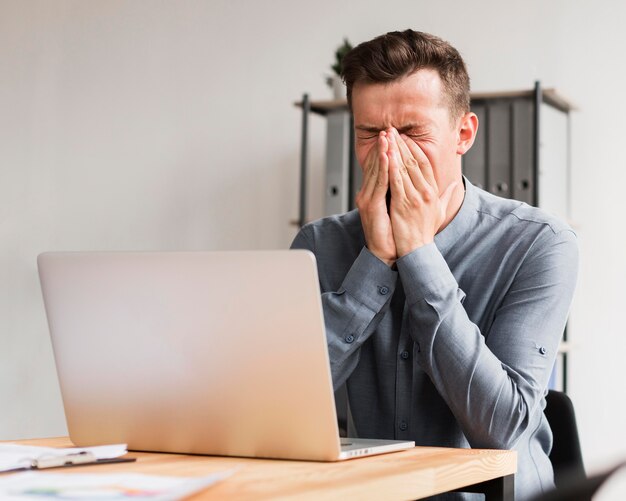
[340, 247, 398, 312]
[396, 243, 458, 305]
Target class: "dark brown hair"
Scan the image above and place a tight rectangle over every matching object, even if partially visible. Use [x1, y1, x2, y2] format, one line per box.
[341, 29, 470, 120]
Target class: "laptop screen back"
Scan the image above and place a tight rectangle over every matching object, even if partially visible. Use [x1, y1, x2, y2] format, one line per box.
[38, 250, 341, 461]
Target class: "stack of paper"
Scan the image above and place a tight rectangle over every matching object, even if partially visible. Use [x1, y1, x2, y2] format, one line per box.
[0, 470, 235, 500]
[0, 444, 129, 472]
[0, 444, 236, 499]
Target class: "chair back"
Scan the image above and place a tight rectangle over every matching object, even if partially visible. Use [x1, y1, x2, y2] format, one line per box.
[544, 390, 585, 487]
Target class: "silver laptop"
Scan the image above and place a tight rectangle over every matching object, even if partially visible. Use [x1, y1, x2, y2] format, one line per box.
[38, 250, 414, 461]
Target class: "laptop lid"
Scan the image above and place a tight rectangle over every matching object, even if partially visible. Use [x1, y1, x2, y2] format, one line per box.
[38, 250, 344, 461]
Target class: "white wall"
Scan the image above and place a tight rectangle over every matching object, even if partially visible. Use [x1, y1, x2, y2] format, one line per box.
[2, 0, 625, 482]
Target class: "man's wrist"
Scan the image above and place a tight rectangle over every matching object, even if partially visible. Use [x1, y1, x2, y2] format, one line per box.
[396, 238, 433, 258]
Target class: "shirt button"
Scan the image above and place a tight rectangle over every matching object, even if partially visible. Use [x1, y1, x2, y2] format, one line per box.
[378, 286, 389, 295]
[399, 421, 408, 431]
[400, 351, 410, 360]
[345, 334, 355, 344]
[539, 346, 547, 355]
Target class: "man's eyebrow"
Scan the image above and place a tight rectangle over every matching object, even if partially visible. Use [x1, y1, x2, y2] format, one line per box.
[396, 123, 429, 134]
[354, 125, 383, 133]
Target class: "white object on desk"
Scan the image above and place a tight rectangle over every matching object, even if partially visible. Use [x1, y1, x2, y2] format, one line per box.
[0, 470, 235, 501]
[0, 443, 127, 472]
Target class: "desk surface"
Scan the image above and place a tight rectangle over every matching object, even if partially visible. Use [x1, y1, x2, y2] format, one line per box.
[12, 437, 516, 500]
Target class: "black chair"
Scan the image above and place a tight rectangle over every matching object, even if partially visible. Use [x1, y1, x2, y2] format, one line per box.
[531, 392, 626, 501]
[544, 390, 586, 487]
[532, 461, 626, 501]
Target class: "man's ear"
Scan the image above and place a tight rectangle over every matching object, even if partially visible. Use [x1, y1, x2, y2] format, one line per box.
[456, 112, 479, 155]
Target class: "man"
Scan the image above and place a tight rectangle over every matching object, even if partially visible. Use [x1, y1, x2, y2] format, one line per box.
[291, 30, 577, 500]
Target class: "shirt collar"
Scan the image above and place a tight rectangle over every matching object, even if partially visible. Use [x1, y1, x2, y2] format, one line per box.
[434, 176, 479, 256]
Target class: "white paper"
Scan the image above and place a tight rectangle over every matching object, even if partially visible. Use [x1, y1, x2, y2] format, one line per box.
[0, 444, 128, 472]
[0, 470, 235, 500]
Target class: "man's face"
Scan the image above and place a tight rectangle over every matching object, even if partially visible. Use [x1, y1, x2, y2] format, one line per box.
[352, 69, 466, 192]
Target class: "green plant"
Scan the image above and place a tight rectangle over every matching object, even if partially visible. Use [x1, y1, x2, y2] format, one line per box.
[331, 38, 353, 75]
[326, 38, 353, 88]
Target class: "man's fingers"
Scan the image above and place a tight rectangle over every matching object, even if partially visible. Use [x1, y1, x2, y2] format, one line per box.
[386, 129, 410, 199]
[393, 130, 429, 191]
[401, 133, 437, 189]
[357, 132, 391, 208]
[376, 135, 389, 195]
[359, 141, 381, 200]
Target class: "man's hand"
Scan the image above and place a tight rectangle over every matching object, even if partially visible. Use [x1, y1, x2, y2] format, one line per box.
[386, 128, 458, 257]
[355, 132, 397, 266]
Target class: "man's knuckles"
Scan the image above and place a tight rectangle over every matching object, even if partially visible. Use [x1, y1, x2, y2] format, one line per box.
[404, 156, 418, 169]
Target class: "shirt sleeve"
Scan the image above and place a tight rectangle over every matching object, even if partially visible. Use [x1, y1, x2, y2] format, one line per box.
[291, 226, 398, 390]
[396, 228, 578, 450]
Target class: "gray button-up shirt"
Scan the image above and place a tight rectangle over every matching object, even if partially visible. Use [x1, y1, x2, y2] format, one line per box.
[291, 178, 578, 501]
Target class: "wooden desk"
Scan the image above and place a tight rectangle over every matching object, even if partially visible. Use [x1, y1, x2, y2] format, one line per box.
[13, 438, 516, 500]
